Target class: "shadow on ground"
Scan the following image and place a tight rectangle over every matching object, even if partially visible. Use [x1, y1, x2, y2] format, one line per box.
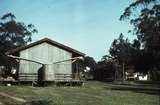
[106, 85, 160, 96]
[22, 100, 53, 105]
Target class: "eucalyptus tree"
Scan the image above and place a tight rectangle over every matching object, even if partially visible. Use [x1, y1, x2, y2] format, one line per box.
[0, 13, 37, 76]
[120, 0, 160, 80]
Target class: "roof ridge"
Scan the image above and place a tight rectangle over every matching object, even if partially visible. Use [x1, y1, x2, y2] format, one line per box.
[6, 38, 85, 56]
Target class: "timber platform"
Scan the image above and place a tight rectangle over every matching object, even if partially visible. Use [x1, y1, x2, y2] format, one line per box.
[0, 79, 83, 86]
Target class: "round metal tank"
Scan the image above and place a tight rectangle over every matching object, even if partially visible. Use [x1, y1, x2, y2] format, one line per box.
[44, 64, 55, 81]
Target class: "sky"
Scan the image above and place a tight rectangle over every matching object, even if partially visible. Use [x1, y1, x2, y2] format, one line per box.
[0, 0, 134, 61]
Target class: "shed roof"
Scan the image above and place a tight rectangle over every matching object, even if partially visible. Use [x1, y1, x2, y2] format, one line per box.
[6, 38, 85, 56]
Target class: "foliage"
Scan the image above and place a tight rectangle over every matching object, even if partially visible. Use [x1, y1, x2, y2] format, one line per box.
[120, 0, 159, 21]
[83, 56, 96, 73]
[0, 12, 37, 76]
[109, 33, 141, 67]
[0, 13, 37, 53]
[116, 0, 160, 80]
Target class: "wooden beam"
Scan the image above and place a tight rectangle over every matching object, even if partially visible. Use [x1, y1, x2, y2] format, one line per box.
[7, 55, 44, 65]
[53, 56, 83, 64]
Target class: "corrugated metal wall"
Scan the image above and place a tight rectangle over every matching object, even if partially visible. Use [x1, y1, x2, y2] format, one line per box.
[19, 42, 72, 81]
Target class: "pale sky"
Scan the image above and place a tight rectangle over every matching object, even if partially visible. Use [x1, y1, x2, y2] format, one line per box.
[0, 0, 134, 61]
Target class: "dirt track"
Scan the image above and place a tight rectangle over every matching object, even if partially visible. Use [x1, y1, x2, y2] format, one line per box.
[0, 92, 26, 103]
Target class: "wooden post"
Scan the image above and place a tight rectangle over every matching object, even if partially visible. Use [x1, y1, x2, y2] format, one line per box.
[75, 62, 78, 79]
[122, 62, 125, 81]
[115, 66, 117, 80]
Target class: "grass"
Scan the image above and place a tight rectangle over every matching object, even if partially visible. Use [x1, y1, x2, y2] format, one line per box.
[0, 81, 159, 105]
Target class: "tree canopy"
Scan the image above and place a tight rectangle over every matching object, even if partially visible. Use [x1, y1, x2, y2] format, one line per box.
[0, 13, 37, 68]
[0, 13, 37, 53]
[85, 0, 160, 81]
[109, 34, 140, 67]
[119, 0, 160, 71]
[83, 56, 97, 78]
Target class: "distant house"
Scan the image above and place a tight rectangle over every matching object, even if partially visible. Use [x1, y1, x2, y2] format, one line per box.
[6, 38, 85, 82]
[125, 68, 149, 81]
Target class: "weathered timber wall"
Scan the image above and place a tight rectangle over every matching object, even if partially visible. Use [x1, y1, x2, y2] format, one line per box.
[19, 42, 72, 81]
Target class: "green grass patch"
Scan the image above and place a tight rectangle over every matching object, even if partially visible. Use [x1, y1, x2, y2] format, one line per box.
[0, 81, 159, 105]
